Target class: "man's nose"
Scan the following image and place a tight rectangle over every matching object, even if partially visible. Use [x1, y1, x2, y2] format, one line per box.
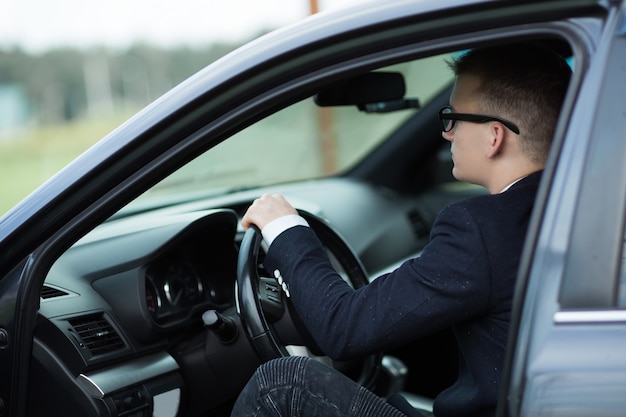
[441, 129, 453, 142]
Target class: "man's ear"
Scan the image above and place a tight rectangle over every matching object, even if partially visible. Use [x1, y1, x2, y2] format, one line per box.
[485, 123, 506, 158]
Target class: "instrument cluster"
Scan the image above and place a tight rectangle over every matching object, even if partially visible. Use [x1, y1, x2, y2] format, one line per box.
[145, 258, 207, 323]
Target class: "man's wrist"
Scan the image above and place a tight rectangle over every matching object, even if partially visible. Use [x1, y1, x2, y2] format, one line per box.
[261, 214, 309, 246]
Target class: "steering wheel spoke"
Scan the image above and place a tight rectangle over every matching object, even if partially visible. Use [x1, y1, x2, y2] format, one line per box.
[258, 277, 284, 322]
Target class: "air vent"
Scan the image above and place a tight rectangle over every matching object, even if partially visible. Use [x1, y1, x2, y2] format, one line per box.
[68, 315, 125, 356]
[41, 285, 69, 299]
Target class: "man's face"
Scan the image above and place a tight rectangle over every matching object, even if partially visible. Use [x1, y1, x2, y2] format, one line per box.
[442, 74, 492, 186]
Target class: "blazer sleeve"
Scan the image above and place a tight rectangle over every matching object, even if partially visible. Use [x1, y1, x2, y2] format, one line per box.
[264, 202, 492, 360]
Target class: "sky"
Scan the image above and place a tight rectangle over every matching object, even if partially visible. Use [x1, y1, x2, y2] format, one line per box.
[0, 0, 364, 52]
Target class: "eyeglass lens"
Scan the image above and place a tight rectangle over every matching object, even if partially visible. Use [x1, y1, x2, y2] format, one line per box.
[440, 107, 453, 131]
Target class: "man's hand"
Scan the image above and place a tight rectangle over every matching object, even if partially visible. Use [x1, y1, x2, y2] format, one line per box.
[241, 194, 298, 230]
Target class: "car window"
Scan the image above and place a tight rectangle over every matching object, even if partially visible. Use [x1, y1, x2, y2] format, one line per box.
[134, 54, 455, 206]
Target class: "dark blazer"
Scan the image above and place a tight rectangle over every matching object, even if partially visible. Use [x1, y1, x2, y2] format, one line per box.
[264, 171, 542, 417]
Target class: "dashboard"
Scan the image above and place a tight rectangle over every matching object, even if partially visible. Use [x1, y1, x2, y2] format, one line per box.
[30, 178, 482, 417]
[42, 209, 238, 342]
[33, 209, 251, 416]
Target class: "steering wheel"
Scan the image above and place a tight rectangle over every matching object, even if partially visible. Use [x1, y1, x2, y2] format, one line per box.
[236, 210, 380, 389]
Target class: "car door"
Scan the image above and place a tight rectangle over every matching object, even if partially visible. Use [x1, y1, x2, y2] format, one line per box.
[0, 1, 618, 416]
[502, 1, 626, 416]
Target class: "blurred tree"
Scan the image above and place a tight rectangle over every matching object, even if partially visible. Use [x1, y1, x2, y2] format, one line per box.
[0, 41, 244, 127]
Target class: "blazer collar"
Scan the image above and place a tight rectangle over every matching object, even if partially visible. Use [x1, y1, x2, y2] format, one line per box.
[507, 170, 543, 192]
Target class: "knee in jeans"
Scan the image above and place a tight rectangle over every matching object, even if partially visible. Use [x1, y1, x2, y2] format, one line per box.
[256, 356, 310, 383]
[260, 356, 343, 389]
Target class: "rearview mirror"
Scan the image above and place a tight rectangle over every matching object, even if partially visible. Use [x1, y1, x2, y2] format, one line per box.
[314, 72, 419, 113]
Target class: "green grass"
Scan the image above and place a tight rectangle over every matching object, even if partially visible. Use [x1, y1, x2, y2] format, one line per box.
[0, 113, 134, 216]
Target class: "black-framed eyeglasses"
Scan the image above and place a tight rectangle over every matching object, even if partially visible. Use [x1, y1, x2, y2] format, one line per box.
[438, 106, 520, 135]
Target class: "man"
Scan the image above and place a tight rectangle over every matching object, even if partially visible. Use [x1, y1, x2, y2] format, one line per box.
[232, 42, 572, 417]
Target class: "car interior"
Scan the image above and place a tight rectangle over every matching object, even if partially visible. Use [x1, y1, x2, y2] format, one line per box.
[28, 33, 574, 417]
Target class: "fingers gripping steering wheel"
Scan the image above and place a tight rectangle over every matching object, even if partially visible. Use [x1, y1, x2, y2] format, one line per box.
[236, 210, 380, 389]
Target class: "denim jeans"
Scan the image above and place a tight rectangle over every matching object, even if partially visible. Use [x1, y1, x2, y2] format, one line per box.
[231, 356, 421, 417]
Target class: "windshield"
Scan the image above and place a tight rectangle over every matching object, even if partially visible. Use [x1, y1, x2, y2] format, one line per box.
[129, 54, 455, 209]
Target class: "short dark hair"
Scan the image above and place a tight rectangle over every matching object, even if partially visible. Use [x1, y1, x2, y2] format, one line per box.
[448, 42, 572, 164]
